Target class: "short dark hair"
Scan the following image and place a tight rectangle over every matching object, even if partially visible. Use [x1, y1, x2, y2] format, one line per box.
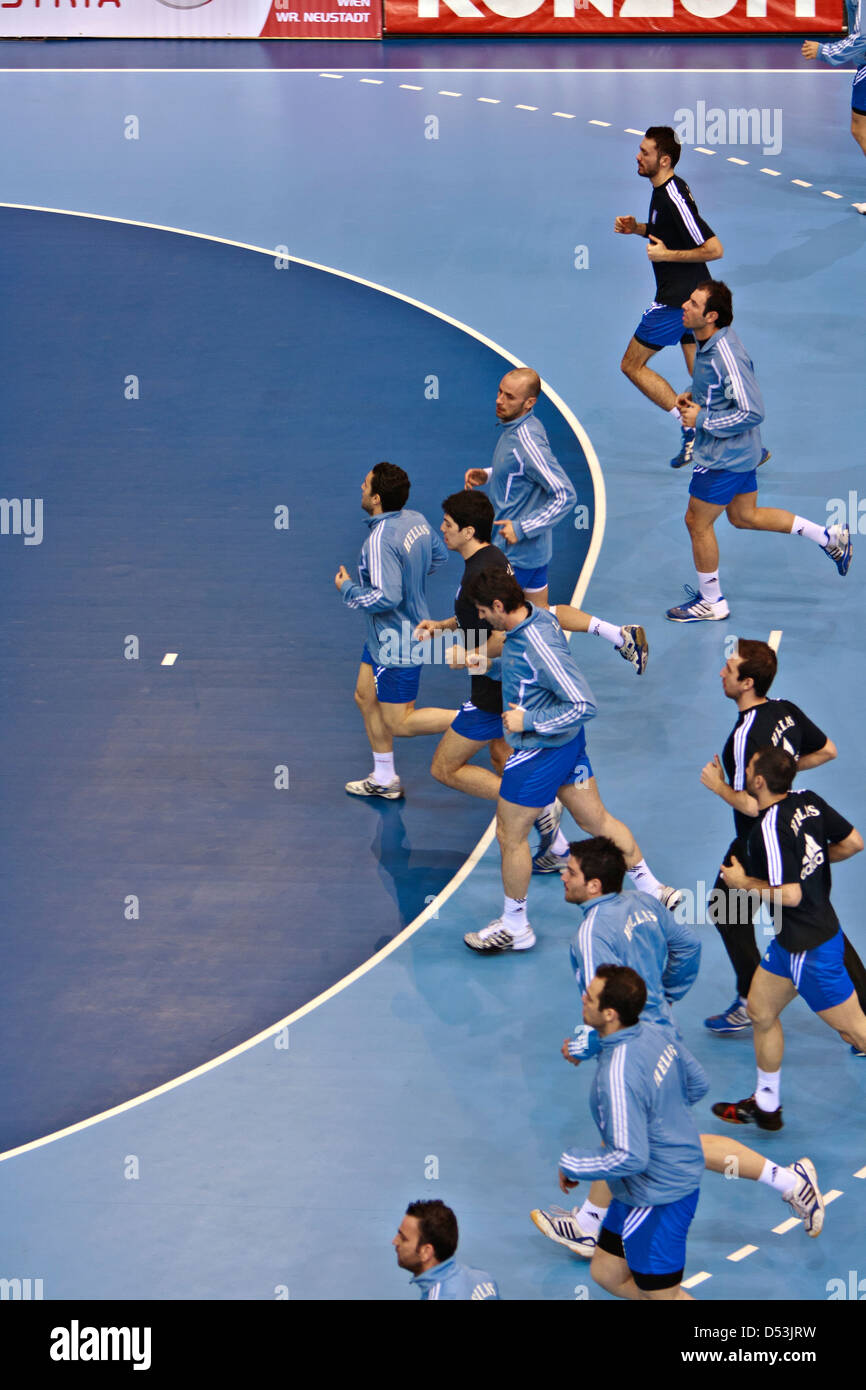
[595, 964, 647, 1028]
[406, 1200, 458, 1263]
[463, 566, 526, 614]
[645, 125, 681, 168]
[751, 745, 796, 794]
[695, 279, 733, 329]
[441, 490, 494, 543]
[568, 837, 627, 895]
[370, 461, 410, 513]
[736, 639, 777, 697]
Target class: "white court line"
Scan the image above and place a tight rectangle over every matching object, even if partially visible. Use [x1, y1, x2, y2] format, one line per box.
[161, 653, 178, 667]
[515, 104, 538, 111]
[0, 68, 849, 75]
[728, 157, 750, 166]
[768, 630, 783, 653]
[399, 84, 423, 91]
[823, 1190, 844, 1204]
[854, 1165, 866, 1179]
[553, 112, 576, 119]
[438, 90, 462, 97]
[477, 97, 500, 104]
[318, 73, 343, 80]
[792, 179, 813, 187]
[0, 199, 606, 1165]
[359, 78, 383, 85]
[589, 119, 611, 127]
[695, 147, 716, 155]
[773, 1217, 801, 1235]
[624, 128, 643, 135]
[761, 168, 782, 177]
[822, 190, 844, 199]
[727, 1244, 759, 1262]
[682, 1271, 713, 1289]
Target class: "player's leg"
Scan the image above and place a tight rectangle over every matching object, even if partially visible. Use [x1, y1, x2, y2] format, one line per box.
[794, 928, 866, 1052]
[558, 768, 679, 907]
[464, 791, 538, 953]
[817, 993, 866, 1053]
[430, 726, 501, 800]
[666, 493, 729, 622]
[851, 106, 866, 158]
[727, 491, 852, 576]
[700, 1134, 824, 1234]
[704, 840, 760, 1034]
[347, 657, 403, 798]
[530, 1179, 613, 1259]
[553, 603, 649, 676]
[712, 959, 794, 1128]
[619, 335, 678, 410]
[380, 699, 457, 739]
[590, 1248, 642, 1300]
[620, 1192, 700, 1301]
[680, 338, 696, 376]
[511, 564, 549, 610]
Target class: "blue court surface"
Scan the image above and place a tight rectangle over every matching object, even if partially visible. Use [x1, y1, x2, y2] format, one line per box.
[1, 37, 865, 1303]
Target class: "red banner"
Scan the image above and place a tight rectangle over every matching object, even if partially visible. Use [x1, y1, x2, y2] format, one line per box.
[260, 0, 382, 37]
[384, 0, 842, 35]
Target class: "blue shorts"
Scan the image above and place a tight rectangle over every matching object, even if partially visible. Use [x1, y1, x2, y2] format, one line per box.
[689, 465, 758, 506]
[633, 303, 694, 351]
[499, 727, 593, 808]
[511, 563, 548, 593]
[360, 645, 421, 705]
[451, 702, 504, 743]
[599, 1189, 700, 1288]
[761, 927, 854, 1013]
[852, 66, 866, 114]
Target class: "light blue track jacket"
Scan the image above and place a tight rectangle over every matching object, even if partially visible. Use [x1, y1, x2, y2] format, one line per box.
[820, 0, 865, 66]
[569, 891, 701, 1028]
[341, 508, 448, 667]
[501, 605, 597, 750]
[488, 409, 577, 569]
[560, 1020, 708, 1206]
[691, 325, 765, 472]
[411, 1258, 500, 1300]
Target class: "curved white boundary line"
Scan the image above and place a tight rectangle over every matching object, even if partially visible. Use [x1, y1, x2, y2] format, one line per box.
[0, 201, 605, 1164]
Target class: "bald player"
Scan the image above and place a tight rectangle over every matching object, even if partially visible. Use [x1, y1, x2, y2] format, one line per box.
[465, 368, 577, 607]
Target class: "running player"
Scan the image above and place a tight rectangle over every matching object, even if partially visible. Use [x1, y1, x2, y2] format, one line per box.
[556, 965, 706, 1300]
[713, 746, 866, 1129]
[418, 491, 647, 819]
[393, 1200, 499, 1300]
[700, 638, 866, 1035]
[463, 368, 576, 606]
[665, 282, 851, 622]
[528, 838, 822, 1255]
[337, 462, 455, 800]
[615, 125, 724, 470]
[802, 2, 866, 213]
[460, 569, 679, 954]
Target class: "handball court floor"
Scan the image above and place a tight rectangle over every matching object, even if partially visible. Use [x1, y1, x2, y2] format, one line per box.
[1, 35, 865, 1301]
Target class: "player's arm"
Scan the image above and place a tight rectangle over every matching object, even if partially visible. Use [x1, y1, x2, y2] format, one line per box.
[696, 350, 764, 437]
[700, 754, 759, 818]
[415, 615, 459, 639]
[797, 738, 837, 771]
[660, 912, 702, 1001]
[614, 215, 649, 237]
[465, 467, 493, 490]
[506, 435, 577, 542]
[827, 825, 863, 862]
[340, 535, 403, 612]
[559, 1081, 650, 1186]
[720, 840, 803, 907]
[809, 32, 866, 65]
[551, 604, 591, 633]
[647, 234, 723, 263]
[791, 706, 836, 770]
[678, 1042, 710, 1106]
[506, 643, 597, 736]
[428, 527, 449, 575]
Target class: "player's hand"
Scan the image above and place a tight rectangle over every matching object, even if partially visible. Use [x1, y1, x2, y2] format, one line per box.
[444, 643, 469, 668]
[562, 1038, 583, 1066]
[558, 1169, 580, 1195]
[465, 468, 489, 490]
[503, 702, 526, 733]
[414, 620, 438, 641]
[465, 648, 489, 674]
[802, 40, 820, 59]
[494, 519, 518, 545]
[700, 754, 727, 794]
[614, 215, 637, 234]
[720, 855, 747, 890]
[676, 391, 694, 409]
[646, 234, 669, 261]
[679, 400, 700, 428]
[335, 565, 351, 591]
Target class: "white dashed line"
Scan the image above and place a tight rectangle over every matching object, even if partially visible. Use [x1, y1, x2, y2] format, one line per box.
[161, 653, 178, 667]
[589, 119, 611, 127]
[792, 179, 813, 187]
[515, 104, 538, 111]
[728, 157, 750, 165]
[399, 83, 423, 91]
[438, 90, 462, 97]
[823, 1189, 844, 1204]
[768, 630, 783, 652]
[761, 168, 782, 177]
[822, 190, 843, 199]
[773, 1216, 801, 1235]
[360, 78, 383, 85]
[727, 1244, 759, 1262]
[553, 112, 576, 119]
[695, 147, 716, 155]
[682, 1271, 713, 1289]
[477, 97, 500, 103]
[318, 73, 343, 80]
[854, 1166, 866, 1179]
[624, 127, 643, 135]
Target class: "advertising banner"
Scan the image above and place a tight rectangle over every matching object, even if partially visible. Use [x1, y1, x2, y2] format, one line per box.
[0, 0, 382, 39]
[383, 0, 842, 36]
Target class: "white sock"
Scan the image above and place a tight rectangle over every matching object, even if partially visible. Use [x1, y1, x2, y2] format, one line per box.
[551, 829, 569, 856]
[755, 1067, 781, 1112]
[577, 1198, 609, 1226]
[791, 515, 829, 547]
[588, 617, 623, 648]
[696, 569, 723, 604]
[372, 752, 396, 784]
[629, 858, 662, 895]
[759, 1159, 797, 1195]
[503, 896, 529, 930]
[669, 406, 682, 420]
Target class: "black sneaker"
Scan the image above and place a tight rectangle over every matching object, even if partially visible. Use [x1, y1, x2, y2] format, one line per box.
[711, 1094, 783, 1131]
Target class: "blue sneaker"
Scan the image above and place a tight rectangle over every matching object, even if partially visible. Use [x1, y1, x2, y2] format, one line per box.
[851, 1044, 866, 1057]
[758, 447, 771, 467]
[705, 997, 751, 1034]
[533, 800, 562, 858]
[669, 426, 696, 469]
[532, 847, 570, 874]
[823, 523, 852, 576]
[665, 585, 730, 623]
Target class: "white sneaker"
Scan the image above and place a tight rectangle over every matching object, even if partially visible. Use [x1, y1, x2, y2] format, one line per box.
[784, 1157, 824, 1237]
[345, 775, 404, 800]
[618, 624, 649, 675]
[530, 1205, 598, 1258]
[853, 202, 866, 214]
[666, 585, 729, 623]
[464, 918, 536, 953]
[654, 884, 684, 912]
